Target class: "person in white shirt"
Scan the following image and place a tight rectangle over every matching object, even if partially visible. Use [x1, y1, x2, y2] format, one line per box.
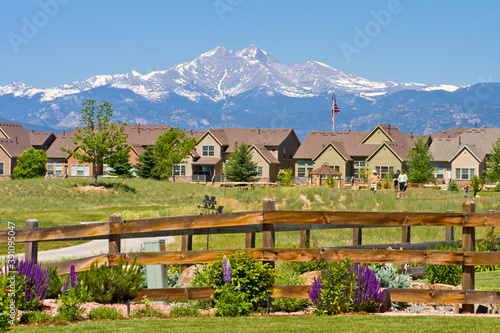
[397, 170, 408, 199]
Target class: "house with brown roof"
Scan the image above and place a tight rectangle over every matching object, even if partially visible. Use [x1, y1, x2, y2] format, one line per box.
[429, 128, 500, 183]
[294, 125, 420, 182]
[177, 128, 300, 182]
[46, 124, 173, 177]
[0, 122, 55, 177]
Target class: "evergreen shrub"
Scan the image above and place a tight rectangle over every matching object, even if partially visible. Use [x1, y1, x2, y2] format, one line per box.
[81, 258, 144, 304]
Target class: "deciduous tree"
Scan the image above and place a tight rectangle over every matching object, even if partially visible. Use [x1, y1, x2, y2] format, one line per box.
[407, 137, 435, 184]
[62, 99, 128, 186]
[12, 148, 47, 179]
[154, 128, 196, 182]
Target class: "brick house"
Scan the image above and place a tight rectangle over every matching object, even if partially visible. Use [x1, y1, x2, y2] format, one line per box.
[0, 122, 54, 178]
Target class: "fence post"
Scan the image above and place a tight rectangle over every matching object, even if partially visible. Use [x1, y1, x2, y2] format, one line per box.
[462, 201, 475, 314]
[300, 230, 310, 248]
[24, 219, 39, 262]
[446, 210, 454, 241]
[245, 232, 256, 249]
[402, 226, 411, 244]
[181, 234, 193, 272]
[108, 214, 121, 254]
[353, 228, 362, 246]
[262, 199, 276, 268]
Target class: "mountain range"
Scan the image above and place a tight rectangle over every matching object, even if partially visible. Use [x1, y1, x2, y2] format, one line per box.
[1, 44, 499, 139]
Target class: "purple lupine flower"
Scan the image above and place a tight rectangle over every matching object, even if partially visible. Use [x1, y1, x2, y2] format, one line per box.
[222, 255, 232, 284]
[69, 264, 78, 289]
[14, 258, 49, 304]
[308, 276, 323, 305]
[61, 280, 69, 294]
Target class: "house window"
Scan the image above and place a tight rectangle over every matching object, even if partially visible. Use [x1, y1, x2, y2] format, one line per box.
[103, 165, 113, 176]
[47, 164, 54, 175]
[456, 168, 474, 180]
[0, 162, 4, 175]
[77, 165, 84, 176]
[375, 166, 394, 179]
[202, 146, 214, 157]
[298, 161, 306, 166]
[353, 161, 367, 179]
[256, 166, 263, 177]
[174, 165, 186, 176]
[307, 161, 314, 167]
[298, 167, 306, 177]
[55, 164, 63, 176]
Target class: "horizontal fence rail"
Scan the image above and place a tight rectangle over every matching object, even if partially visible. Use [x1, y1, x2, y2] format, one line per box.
[3, 200, 500, 314]
[3, 211, 500, 244]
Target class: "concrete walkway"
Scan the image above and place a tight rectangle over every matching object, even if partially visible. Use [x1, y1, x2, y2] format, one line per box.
[12, 236, 175, 262]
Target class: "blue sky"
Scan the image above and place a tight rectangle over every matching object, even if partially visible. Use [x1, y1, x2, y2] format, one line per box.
[1, 0, 499, 88]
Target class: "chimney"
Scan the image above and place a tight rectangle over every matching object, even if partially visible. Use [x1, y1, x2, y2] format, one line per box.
[411, 132, 413, 139]
[475, 122, 477, 128]
[138, 123, 141, 134]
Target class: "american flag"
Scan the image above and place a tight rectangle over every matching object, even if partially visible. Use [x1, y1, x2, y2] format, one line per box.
[331, 90, 340, 125]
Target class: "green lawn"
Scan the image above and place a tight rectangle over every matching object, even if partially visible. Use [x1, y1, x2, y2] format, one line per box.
[13, 315, 500, 333]
[1, 178, 499, 253]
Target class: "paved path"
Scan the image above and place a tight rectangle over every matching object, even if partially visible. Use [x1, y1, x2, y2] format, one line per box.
[12, 236, 175, 262]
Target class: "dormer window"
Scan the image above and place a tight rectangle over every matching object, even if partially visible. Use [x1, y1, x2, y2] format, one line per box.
[203, 146, 214, 156]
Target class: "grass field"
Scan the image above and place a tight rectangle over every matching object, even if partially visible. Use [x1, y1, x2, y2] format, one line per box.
[13, 315, 500, 332]
[1, 177, 499, 253]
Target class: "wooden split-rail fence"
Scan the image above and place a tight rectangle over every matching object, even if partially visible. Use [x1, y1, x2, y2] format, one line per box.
[2, 199, 500, 314]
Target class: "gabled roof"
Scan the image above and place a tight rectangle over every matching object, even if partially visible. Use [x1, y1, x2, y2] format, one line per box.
[29, 131, 55, 147]
[196, 130, 223, 147]
[294, 131, 369, 160]
[208, 128, 298, 152]
[360, 125, 396, 144]
[312, 142, 349, 162]
[429, 128, 500, 162]
[450, 145, 481, 163]
[366, 142, 408, 162]
[250, 144, 279, 164]
[0, 122, 34, 158]
[309, 165, 343, 175]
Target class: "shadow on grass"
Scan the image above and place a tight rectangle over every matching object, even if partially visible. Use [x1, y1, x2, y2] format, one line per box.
[98, 181, 137, 193]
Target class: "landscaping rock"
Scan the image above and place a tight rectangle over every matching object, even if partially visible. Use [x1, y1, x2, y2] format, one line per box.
[299, 270, 320, 285]
[179, 264, 204, 286]
[379, 289, 392, 313]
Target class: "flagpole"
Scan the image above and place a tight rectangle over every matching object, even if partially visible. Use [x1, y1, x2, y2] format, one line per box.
[332, 112, 335, 132]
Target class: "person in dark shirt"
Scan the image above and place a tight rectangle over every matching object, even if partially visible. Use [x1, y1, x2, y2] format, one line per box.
[393, 170, 400, 195]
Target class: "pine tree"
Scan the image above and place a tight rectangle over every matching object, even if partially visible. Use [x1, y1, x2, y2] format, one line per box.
[135, 145, 160, 179]
[108, 145, 133, 177]
[224, 142, 258, 182]
[485, 138, 500, 182]
[448, 180, 459, 192]
[407, 137, 435, 183]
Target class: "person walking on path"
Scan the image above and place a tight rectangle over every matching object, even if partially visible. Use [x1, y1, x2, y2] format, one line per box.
[397, 170, 408, 199]
[393, 170, 400, 194]
[370, 170, 381, 192]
